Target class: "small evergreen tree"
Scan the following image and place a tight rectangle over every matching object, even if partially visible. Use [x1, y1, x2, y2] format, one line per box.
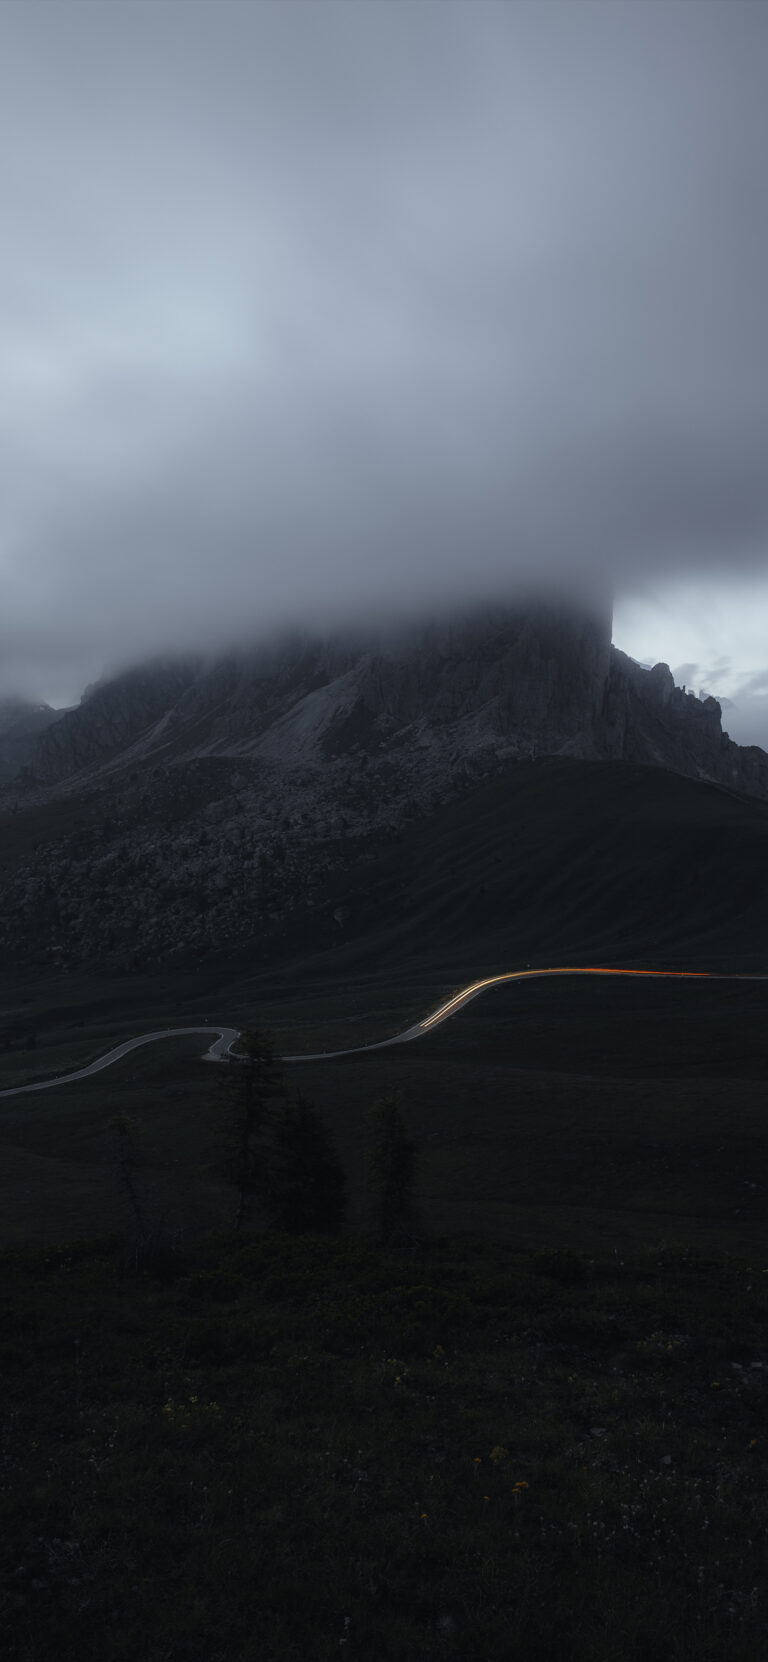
[259, 1094, 347, 1235]
[367, 1091, 419, 1245]
[223, 1027, 283, 1229]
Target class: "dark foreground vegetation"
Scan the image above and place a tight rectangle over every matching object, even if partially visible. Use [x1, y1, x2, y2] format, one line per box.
[1, 976, 766, 1259]
[2, 1230, 767, 1661]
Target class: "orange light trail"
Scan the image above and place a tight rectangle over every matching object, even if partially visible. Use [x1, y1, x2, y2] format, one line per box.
[418, 967, 715, 1031]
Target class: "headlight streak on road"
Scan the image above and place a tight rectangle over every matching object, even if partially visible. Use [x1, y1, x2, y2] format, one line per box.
[282, 966, 759, 1061]
[417, 967, 715, 1032]
[0, 970, 764, 1093]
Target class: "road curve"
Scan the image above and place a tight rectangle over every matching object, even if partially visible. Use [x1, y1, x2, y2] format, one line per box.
[280, 965, 767, 1060]
[0, 1027, 241, 1099]
[1, 968, 766, 1099]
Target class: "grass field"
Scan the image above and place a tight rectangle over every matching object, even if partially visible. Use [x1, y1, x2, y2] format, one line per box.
[0, 974, 766, 1260]
[2, 758, 767, 1657]
[2, 1232, 767, 1660]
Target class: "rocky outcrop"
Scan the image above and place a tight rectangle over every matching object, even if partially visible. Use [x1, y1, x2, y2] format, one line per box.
[0, 698, 64, 786]
[8, 601, 768, 801]
[29, 659, 201, 784]
[18, 600, 613, 777]
[335, 602, 612, 752]
[602, 651, 768, 800]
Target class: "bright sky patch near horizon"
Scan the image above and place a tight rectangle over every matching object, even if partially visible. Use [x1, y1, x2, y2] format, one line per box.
[0, 0, 766, 747]
[612, 578, 768, 750]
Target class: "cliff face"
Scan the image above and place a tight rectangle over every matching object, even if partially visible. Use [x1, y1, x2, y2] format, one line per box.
[602, 651, 768, 800]
[343, 603, 612, 750]
[11, 600, 768, 801]
[24, 600, 613, 782]
[29, 660, 201, 784]
[0, 698, 64, 786]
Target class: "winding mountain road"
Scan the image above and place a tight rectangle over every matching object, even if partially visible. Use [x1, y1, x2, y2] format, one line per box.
[0, 1027, 241, 1099]
[0, 967, 765, 1099]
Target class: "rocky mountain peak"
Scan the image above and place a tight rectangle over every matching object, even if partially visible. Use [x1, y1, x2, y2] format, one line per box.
[1, 598, 766, 975]
[5, 598, 768, 802]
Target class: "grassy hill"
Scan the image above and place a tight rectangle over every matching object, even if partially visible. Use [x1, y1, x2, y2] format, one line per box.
[1, 754, 766, 1099]
[1, 758, 767, 1658]
[296, 758, 768, 978]
[1, 757, 766, 1024]
[0, 760, 766, 1257]
[187, 757, 768, 1052]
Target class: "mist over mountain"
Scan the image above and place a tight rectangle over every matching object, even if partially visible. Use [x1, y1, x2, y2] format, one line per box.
[10, 600, 768, 801]
[1, 1, 768, 729]
[1, 598, 766, 977]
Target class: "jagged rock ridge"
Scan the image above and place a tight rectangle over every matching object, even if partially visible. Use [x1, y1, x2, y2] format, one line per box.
[1, 600, 766, 972]
[604, 652, 768, 802]
[18, 601, 768, 800]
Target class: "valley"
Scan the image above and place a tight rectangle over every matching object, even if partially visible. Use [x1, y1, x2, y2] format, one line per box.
[1, 742, 766, 1254]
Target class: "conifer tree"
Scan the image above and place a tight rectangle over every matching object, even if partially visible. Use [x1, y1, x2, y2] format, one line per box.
[224, 1027, 282, 1229]
[259, 1093, 347, 1235]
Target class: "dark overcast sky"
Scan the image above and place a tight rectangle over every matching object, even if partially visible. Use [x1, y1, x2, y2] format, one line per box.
[1, 0, 767, 741]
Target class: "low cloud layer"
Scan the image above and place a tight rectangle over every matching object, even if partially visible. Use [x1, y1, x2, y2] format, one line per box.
[1, 1, 767, 728]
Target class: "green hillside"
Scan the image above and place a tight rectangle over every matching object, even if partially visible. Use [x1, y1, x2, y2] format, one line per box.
[1, 758, 766, 1065]
[247, 759, 768, 1015]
